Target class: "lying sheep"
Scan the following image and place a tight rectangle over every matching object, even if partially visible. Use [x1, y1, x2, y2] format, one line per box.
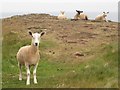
[17, 31, 45, 85]
[74, 10, 88, 20]
[95, 12, 109, 22]
[58, 11, 67, 20]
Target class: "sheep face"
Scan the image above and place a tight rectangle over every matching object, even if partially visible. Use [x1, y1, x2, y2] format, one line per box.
[103, 12, 109, 17]
[60, 11, 65, 15]
[29, 31, 45, 46]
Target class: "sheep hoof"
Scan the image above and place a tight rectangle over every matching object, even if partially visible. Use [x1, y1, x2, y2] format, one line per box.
[26, 81, 30, 85]
[26, 83, 30, 85]
[34, 81, 38, 84]
[19, 78, 22, 81]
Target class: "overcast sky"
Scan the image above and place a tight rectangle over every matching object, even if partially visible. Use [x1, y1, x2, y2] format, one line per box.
[0, 0, 119, 13]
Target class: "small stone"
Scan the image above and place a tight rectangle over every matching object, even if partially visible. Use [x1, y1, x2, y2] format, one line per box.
[104, 63, 109, 67]
[85, 65, 89, 69]
[74, 52, 85, 57]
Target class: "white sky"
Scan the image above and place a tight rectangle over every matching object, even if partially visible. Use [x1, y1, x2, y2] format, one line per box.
[0, 0, 119, 13]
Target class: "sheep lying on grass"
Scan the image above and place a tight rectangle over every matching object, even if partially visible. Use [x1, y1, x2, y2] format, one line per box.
[95, 12, 109, 22]
[74, 10, 88, 20]
[17, 31, 45, 85]
[58, 11, 67, 20]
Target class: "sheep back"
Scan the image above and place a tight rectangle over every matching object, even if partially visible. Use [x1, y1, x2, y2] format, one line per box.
[95, 15, 105, 21]
[79, 13, 88, 20]
[58, 14, 67, 20]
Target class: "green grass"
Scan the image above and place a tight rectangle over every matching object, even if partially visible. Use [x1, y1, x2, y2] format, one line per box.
[2, 33, 118, 88]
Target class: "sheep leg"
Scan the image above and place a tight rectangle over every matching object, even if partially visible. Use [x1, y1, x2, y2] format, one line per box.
[26, 64, 31, 85]
[18, 63, 22, 81]
[33, 63, 38, 84]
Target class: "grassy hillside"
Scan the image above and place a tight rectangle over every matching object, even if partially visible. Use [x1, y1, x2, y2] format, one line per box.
[2, 14, 118, 88]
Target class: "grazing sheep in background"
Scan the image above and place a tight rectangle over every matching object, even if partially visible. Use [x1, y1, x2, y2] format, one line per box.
[58, 11, 67, 20]
[17, 31, 45, 85]
[74, 10, 88, 20]
[95, 12, 109, 22]
[74, 10, 83, 20]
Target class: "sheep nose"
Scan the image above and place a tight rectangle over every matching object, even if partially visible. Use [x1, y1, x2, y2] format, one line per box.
[35, 43, 38, 46]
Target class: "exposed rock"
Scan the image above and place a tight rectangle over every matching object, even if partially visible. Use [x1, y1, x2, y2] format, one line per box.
[67, 40, 77, 43]
[74, 52, 85, 57]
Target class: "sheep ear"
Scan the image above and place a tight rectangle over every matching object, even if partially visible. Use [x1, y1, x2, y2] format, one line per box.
[76, 10, 78, 13]
[28, 31, 32, 36]
[76, 10, 80, 14]
[103, 12, 105, 14]
[40, 32, 46, 36]
[80, 11, 83, 13]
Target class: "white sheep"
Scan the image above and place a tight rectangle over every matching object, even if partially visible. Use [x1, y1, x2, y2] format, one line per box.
[74, 10, 88, 20]
[16, 31, 45, 85]
[58, 11, 67, 20]
[95, 12, 109, 22]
